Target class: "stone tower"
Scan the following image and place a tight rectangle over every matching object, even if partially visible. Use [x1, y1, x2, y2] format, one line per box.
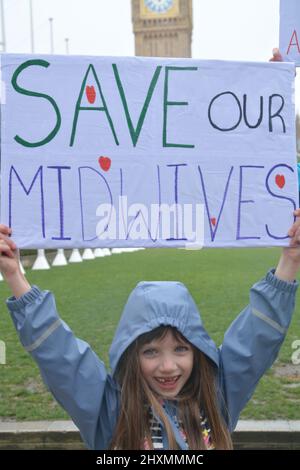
[131, 0, 193, 58]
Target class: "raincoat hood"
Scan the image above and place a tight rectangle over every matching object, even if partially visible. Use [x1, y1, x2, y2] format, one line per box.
[109, 281, 219, 375]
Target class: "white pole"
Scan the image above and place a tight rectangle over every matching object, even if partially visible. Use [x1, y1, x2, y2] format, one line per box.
[111, 247, 123, 254]
[32, 249, 50, 270]
[49, 17, 54, 54]
[29, 0, 34, 53]
[0, 0, 6, 52]
[94, 248, 105, 257]
[52, 249, 68, 267]
[69, 249, 82, 263]
[82, 248, 95, 260]
[65, 37, 69, 54]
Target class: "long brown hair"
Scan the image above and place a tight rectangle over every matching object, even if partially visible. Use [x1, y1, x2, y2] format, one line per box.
[110, 326, 232, 450]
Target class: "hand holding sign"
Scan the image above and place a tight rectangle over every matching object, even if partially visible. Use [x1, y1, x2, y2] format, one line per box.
[275, 209, 300, 281]
[0, 224, 31, 297]
[270, 48, 283, 62]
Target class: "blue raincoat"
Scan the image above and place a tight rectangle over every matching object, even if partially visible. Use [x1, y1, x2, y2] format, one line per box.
[6, 269, 298, 449]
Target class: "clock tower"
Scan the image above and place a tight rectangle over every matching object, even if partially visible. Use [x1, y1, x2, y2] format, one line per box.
[131, 0, 193, 58]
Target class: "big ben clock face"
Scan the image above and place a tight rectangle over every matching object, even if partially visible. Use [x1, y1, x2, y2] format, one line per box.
[140, 0, 179, 18]
[145, 0, 173, 13]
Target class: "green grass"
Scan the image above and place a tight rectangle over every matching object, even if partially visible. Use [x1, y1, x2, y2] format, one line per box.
[0, 247, 300, 420]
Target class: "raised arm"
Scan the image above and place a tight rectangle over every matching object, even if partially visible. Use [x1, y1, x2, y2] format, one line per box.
[218, 210, 300, 432]
[0, 225, 118, 449]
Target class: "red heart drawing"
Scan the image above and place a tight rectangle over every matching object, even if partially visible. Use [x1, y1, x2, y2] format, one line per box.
[211, 217, 217, 227]
[86, 85, 96, 104]
[275, 174, 285, 189]
[98, 156, 111, 171]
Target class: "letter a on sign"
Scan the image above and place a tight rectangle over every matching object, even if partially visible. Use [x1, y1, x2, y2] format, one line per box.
[280, 0, 300, 65]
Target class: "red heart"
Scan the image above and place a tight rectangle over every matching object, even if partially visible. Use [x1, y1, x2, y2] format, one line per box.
[275, 174, 285, 189]
[211, 217, 217, 226]
[98, 156, 111, 172]
[86, 85, 96, 104]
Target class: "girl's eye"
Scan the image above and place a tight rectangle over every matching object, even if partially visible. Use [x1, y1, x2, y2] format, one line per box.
[143, 348, 157, 356]
[175, 345, 189, 353]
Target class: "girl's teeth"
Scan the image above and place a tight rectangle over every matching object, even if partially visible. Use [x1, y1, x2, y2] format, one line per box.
[157, 377, 178, 383]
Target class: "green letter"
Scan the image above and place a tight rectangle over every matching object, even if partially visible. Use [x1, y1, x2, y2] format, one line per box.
[11, 59, 61, 148]
[70, 64, 119, 147]
[163, 66, 197, 148]
[113, 64, 162, 147]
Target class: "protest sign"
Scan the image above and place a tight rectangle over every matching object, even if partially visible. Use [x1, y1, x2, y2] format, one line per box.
[0, 54, 297, 248]
[280, 0, 300, 65]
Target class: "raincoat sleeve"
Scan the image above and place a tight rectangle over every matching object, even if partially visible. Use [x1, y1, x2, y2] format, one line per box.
[218, 269, 298, 432]
[6, 286, 119, 449]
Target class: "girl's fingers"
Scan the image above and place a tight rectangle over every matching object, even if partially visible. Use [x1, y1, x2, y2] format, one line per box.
[0, 224, 16, 250]
[289, 226, 300, 239]
[288, 225, 298, 237]
[288, 225, 298, 238]
[0, 242, 15, 258]
[289, 225, 300, 246]
[0, 233, 16, 250]
[289, 235, 299, 246]
[270, 48, 283, 62]
[288, 209, 300, 237]
[0, 224, 12, 236]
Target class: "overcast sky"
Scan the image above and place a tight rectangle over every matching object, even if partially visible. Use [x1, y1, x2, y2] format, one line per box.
[3, 0, 300, 106]
[1, 0, 280, 60]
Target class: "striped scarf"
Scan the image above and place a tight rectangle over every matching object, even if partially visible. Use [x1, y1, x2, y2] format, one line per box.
[143, 407, 214, 450]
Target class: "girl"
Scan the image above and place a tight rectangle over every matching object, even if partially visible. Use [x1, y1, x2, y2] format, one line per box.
[1, 212, 300, 450]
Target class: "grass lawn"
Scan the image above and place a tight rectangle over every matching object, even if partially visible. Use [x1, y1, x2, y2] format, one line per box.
[0, 247, 300, 420]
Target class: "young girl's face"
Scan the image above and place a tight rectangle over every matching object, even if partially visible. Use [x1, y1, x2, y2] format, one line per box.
[139, 330, 194, 399]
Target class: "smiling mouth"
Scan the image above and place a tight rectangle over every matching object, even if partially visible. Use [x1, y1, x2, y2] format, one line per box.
[154, 376, 181, 384]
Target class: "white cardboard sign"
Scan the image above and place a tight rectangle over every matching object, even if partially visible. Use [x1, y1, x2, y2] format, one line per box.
[0, 54, 297, 248]
[280, 0, 300, 65]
